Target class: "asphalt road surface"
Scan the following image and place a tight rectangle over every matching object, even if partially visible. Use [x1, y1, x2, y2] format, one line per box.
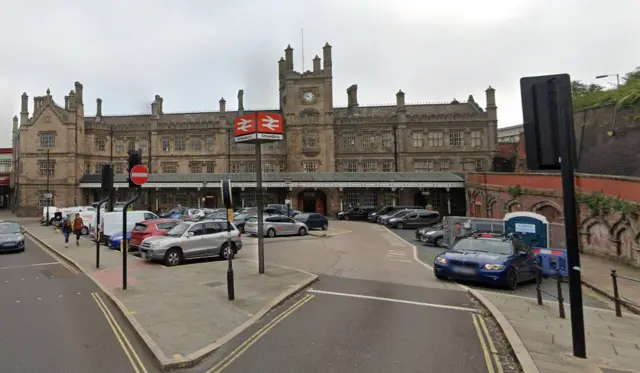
[0, 235, 160, 373]
[387, 224, 611, 309]
[205, 276, 503, 373]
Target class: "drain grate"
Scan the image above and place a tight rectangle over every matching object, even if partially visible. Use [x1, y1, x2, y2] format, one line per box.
[600, 368, 637, 373]
[204, 281, 224, 288]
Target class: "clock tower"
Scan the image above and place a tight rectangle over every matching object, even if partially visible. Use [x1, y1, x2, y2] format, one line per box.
[279, 43, 335, 172]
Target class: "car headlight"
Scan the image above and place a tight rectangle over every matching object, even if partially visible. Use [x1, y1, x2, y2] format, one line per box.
[435, 257, 448, 264]
[483, 264, 505, 270]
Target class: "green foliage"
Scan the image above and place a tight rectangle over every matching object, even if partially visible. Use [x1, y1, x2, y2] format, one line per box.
[576, 191, 640, 217]
[572, 67, 640, 110]
[508, 184, 521, 198]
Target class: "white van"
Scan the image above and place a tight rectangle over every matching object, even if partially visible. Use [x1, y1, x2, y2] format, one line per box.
[41, 206, 59, 224]
[98, 210, 159, 244]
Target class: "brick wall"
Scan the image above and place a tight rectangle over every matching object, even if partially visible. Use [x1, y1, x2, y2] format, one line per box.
[466, 172, 640, 267]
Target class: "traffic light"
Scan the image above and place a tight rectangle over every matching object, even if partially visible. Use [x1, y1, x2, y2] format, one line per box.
[101, 164, 113, 192]
[127, 150, 142, 188]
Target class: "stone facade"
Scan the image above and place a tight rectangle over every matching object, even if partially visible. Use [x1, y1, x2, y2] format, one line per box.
[13, 42, 498, 215]
[466, 172, 640, 267]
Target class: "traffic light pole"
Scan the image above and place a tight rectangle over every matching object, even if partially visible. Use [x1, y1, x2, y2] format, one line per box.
[121, 190, 141, 290]
[95, 196, 110, 269]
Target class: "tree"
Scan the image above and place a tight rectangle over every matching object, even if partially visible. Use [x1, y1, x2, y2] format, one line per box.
[571, 80, 604, 98]
[622, 66, 640, 84]
[571, 67, 640, 110]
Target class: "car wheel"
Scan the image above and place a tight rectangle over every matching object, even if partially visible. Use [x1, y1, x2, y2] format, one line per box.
[298, 227, 307, 236]
[396, 222, 404, 229]
[81, 226, 89, 235]
[434, 269, 446, 280]
[220, 243, 235, 259]
[49, 218, 56, 225]
[163, 248, 183, 267]
[435, 237, 444, 247]
[266, 228, 276, 238]
[321, 223, 328, 231]
[506, 268, 518, 290]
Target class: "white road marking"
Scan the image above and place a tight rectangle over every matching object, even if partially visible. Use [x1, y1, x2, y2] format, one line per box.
[0, 262, 60, 270]
[307, 289, 478, 312]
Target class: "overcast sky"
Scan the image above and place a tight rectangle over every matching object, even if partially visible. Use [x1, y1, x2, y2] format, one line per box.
[1, 0, 638, 147]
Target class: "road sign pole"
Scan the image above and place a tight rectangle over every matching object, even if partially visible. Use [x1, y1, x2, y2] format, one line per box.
[256, 144, 265, 274]
[95, 196, 110, 269]
[122, 189, 141, 290]
[221, 179, 235, 301]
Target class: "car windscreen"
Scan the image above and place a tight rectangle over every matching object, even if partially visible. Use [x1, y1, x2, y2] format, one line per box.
[0, 223, 21, 234]
[133, 223, 148, 231]
[453, 238, 512, 255]
[294, 213, 310, 220]
[165, 222, 190, 236]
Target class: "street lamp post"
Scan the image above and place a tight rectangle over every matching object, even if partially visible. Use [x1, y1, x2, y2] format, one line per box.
[284, 177, 292, 216]
[595, 73, 620, 89]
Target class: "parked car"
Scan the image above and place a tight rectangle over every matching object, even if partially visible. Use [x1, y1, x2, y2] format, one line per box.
[232, 213, 256, 233]
[244, 215, 308, 237]
[380, 209, 420, 225]
[108, 231, 131, 250]
[0, 222, 25, 253]
[337, 206, 376, 221]
[293, 213, 329, 230]
[415, 223, 445, 246]
[138, 219, 242, 266]
[97, 210, 159, 244]
[369, 205, 424, 222]
[159, 206, 190, 219]
[433, 232, 537, 290]
[389, 210, 440, 229]
[130, 218, 181, 250]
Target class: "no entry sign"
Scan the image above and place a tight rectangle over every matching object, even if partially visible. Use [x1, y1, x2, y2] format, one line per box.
[130, 164, 149, 186]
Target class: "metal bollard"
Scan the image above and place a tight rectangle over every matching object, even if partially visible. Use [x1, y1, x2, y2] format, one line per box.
[556, 271, 566, 319]
[612, 270, 622, 317]
[535, 266, 543, 306]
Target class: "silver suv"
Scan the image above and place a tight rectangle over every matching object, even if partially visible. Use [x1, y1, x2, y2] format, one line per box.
[139, 219, 242, 266]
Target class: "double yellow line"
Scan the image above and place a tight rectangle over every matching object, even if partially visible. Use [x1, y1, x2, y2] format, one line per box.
[91, 292, 148, 373]
[206, 294, 315, 373]
[471, 313, 504, 373]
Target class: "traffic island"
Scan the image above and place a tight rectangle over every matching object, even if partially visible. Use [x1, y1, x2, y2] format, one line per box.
[22, 224, 318, 370]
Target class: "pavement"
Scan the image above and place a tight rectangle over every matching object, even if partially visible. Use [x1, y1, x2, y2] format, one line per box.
[19, 222, 317, 371]
[383, 221, 640, 373]
[0, 235, 159, 373]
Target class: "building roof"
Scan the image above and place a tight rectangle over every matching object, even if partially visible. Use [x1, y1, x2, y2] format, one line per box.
[79, 172, 464, 184]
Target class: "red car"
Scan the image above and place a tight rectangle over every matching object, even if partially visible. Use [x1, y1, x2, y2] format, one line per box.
[130, 218, 181, 250]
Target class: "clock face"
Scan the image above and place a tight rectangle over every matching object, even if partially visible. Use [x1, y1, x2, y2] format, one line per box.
[303, 91, 315, 103]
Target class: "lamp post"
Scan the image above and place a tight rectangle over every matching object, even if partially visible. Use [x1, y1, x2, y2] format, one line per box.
[595, 73, 620, 89]
[284, 177, 292, 216]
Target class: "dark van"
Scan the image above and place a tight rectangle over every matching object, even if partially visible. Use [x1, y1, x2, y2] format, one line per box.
[389, 210, 440, 229]
[367, 205, 423, 222]
[337, 206, 377, 221]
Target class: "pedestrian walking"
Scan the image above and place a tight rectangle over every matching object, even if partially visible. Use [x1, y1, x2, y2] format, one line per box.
[72, 213, 84, 246]
[61, 218, 73, 248]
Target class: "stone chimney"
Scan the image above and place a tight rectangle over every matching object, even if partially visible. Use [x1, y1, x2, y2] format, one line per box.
[64, 96, 69, 110]
[155, 95, 163, 114]
[313, 55, 321, 72]
[284, 45, 294, 71]
[12, 116, 18, 131]
[237, 89, 244, 114]
[219, 97, 226, 113]
[68, 90, 76, 111]
[347, 84, 359, 111]
[323, 42, 332, 73]
[74, 81, 83, 104]
[96, 98, 103, 122]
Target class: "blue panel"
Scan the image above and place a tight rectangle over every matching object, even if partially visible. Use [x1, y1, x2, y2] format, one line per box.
[504, 216, 548, 248]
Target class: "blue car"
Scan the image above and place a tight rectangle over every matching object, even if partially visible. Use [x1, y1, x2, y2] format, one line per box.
[433, 232, 537, 290]
[108, 231, 132, 250]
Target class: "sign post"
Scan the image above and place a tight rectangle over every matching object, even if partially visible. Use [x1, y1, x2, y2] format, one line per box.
[233, 111, 284, 274]
[221, 179, 235, 301]
[122, 156, 146, 290]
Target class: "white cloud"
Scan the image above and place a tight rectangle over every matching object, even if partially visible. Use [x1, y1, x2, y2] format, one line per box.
[1, 0, 638, 146]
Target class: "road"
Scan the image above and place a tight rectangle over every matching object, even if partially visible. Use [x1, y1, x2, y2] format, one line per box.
[203, 221, 515, 373]
[0, 235, 159, 373]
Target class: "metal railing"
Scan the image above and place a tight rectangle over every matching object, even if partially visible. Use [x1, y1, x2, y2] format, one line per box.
[535, 265, 566, 318]
[611, 270, 640, 317]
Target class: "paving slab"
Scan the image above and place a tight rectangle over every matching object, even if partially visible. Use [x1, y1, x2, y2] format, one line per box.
[22, 223, 317, 370]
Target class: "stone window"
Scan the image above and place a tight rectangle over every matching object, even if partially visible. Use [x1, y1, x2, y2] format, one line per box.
[363, 161, 377, 173]
[381, 160, 394, 172]
[38, 160, 55, 177]
[302, 131, 319, 148]
[344, 191, 359, 208]
[412, 132, 424, 148]
[230, 162, 242, 173]
[39, 131, 56, 148]
[205, 161, 215, 173]
[94, 136, 107, 151]
[245, 162, 256, 173]
[94, 164, 102, 174]
[189, 136, 202, 151]
[38, 191, 54, 208]
[115, 139, 124, 153]
[205, 135, 214, 152]
[438, 159, 450, 171]
[115, 163, 126, 174]
[345, 161, 358, 172]
[427, 132, 444, 147]
[475, 159, 485, 171]
[470, 131, 482, 147]
[363, 191, 378, 207]
[190, 162, 203, 173]
[302, 161, 319, 173]
[415, 160, 433, 173]
[139, 140, 148, 155]
[127, 137, 136, 152]
[176, 193, 188, 205]
[162, 136, 171, 152]
[341, 132, 357, 149]
[301, 112, 318, 125]
[263, 163, 278, 173]
[174, 136, 186, 151]
[84, 163, 91, 175]
[361, 132, 376, 148]
[449, 131, 463, 147]
[162, 163, 178, 173]
[161, 191, 174, 204]
[381, 132, 393, 148]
